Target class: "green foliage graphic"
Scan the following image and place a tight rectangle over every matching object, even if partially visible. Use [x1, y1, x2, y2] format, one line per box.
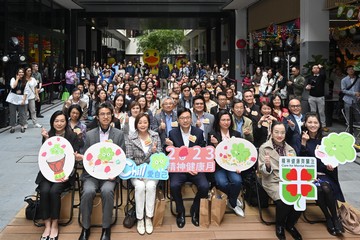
[98, 147, 114, 163]
[150, 153, 169, 170]
[231, 143, 251, 163]
[50, 144, 64, 155]
[323, 133, 355, 163]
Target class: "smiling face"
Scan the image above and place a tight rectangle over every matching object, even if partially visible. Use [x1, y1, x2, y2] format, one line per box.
[271, 124, 286, 144]
[261, 104, 272, 116]
[137, 97, 146, 110]
[53, 114, 67, 133]
[273, 96, 281, 108]
[137, 115, 149, 133]
[98, 107, 112, 128]
[243, 91, 254, 105]
[178, 111, 192, 129]
[131, 105, 141, 117]
[115, 96, 124, 109]
[219, 114, 231, 130]
[193, 98, 205, 113]
[70, 108, 81, 122]
[305, 116, 320, 134]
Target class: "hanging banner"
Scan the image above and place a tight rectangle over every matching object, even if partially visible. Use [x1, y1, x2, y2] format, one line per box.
[279, 157, 317, 211]
[166, 146, 216, 172]
[315, 132, 356, 167]
[38, 136, 75, 182]
[215, 137, 258, 172]
[119, 153, 169, 180]
[83, 142, 126, 180]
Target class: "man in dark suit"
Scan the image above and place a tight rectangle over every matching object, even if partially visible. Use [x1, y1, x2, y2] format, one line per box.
[168, 108, 209, 228]
[284, 98, 304, 155]
[78, 102, 125, 240]
[210, 92, 229, 116]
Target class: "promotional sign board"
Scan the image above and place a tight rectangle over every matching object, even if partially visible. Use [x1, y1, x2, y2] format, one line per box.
[279, 157, 317, 211]
[38, 136, 75, 182]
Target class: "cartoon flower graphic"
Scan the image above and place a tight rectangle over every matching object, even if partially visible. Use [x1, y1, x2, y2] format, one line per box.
[150, 153, 169, 170]
[231, 143, 251, 163]
[323, 132, 356, 163]
[50, 144, 64, 156]
[98, 147, 114, 163]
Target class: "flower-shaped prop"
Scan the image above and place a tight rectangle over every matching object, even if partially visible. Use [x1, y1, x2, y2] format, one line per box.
[279, 157, 317, 211]
[83, 142, 126, 180]
[215, 137, 257, 172]
[38, 136, 75, 182]
[315, 132, 356, 167]
[166, 146, 216, 172]
[120, 153, 169, 180]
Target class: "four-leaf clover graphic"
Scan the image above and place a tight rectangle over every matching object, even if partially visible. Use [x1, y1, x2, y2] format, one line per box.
[50, 144, 64, 156]
[323, 132, 356, 163]
[150, 153, 169, 170]
[230, 143, 251, 163]
[98, 147, 114, 163]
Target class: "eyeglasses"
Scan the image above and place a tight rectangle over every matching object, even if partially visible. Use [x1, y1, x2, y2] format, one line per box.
[179, 116, 191, 120]
[289, 105, 301, 108]
[98, 112, 112, 117]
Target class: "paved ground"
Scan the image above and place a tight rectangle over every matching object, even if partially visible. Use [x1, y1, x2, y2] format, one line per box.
[0, 102, 359, 232]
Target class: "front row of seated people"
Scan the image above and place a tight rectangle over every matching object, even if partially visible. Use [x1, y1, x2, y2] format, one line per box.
[37, 99, 345, 240]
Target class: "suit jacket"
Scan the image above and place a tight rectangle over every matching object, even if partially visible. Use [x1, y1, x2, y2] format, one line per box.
[284, 113, 304, 156]
[36, 129, 81, 185]
[155, 110, 178, 148]
[81, 127, 126, 179]
[168, 126, 205, 148]
[258, 139, 296, 201]
[210, 105, 229, 117]
[191, 112, 214, 144]
[126, 130, 162, 165]
[232, 115, 254, 143]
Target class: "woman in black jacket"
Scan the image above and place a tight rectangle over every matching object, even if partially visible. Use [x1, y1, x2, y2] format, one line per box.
[36, 110, 81, 240]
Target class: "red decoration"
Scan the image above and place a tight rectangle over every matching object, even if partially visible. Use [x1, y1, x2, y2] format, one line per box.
[236, 39, 247, 49]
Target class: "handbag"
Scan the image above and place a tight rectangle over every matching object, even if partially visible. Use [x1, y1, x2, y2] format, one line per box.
[123, 203, 137, 228]
[61, 88, 70, 101]
[153, 189, 166, 227]
[339, 204, 360, 235]
[24, 195, 41, 220]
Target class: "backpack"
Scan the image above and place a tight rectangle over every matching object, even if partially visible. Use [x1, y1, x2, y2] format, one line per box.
[242, 169, 269, 208]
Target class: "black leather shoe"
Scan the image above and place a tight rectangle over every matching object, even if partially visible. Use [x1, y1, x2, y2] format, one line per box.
[176, 212, 185, 228]
[326, 218, 337, 236]
[333, 217, 344, 235]
[190, 207, 200, 227]
[78, 228, 90, 240]
[37, 115, 44, 118]
[100, 228, 111, 240]
[275, 225, 286, 240]
[286, 226, 302, 240]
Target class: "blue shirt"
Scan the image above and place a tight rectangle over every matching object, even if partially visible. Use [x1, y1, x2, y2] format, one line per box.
[165, 113, 173, 136]
[234, 117, 244, 137]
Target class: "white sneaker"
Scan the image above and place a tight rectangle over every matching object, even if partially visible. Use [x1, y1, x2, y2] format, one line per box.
[236, 199, 244, 209]
[233, 206, 245, 217]
[137, 219, 145, 235]
[24, 124, 28, 129]
[145, 217, 153, 234]
[34, 123, 42, 128]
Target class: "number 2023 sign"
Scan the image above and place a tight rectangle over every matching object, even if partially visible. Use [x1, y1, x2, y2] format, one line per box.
[166, 146, 216, 173]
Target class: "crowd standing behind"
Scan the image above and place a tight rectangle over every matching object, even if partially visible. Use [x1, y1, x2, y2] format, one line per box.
[9, 59, 358, 240]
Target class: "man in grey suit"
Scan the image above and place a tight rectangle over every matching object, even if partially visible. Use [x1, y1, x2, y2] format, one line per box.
[78, 102, 125, 240]
[191, 95, 214, 144]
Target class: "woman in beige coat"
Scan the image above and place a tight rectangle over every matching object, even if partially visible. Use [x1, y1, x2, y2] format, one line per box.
[258, 122, 302, 240]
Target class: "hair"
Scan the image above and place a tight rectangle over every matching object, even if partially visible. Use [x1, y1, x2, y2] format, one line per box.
[192, 95, 207, 112]
[139, 81, 147, 91]
[303, 112, 323, 140]
[113, 94, 126, 113]
[269, 94, 285, 110]
[15, 68, 27, 87]
[260, 101, 271, 114]
[270, 121, 286, 135]
[135, 95, 149, 112]
[135, 112, 150, 131]
[72, 87, 80, 94]
[161, 96, 175, 106]
[181, 85, 191, 92]
[214, 109, 234, 133]
[129, 101, 141, 111]
[95, 102, 114, 117]
[144, 89, 155, 103]
[49, 110, 68, 134]
[68, 104, 83, 122]
[231, 98, 244, 109]
[177, 107, 192, 118]
[216, 91, 227, 99]
[95, 89, 108, 104]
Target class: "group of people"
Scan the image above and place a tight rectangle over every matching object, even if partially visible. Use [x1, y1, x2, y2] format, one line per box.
[29, 60, 353, 240]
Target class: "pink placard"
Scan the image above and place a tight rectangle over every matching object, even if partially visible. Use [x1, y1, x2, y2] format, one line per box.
[166, 146, 216, 172]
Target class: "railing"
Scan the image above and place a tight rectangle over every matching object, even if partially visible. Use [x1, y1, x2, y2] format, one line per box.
[325, 0, 358, 9]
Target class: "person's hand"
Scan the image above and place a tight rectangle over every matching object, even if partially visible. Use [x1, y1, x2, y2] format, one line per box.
[326, 164, 335, 171]
[41, 127, 49, 139]
[355, 92, 360, 97]
[302, 130, 309, 141]
[189, 171, 198, 176]
[196, 116, 202, 128]
[243, 127, 250, 136]
[16, 74, 20, 81]
[65, 100, 71, 108]
[160, 119, 166, 130]
[287, 81, 293, 86]
[165, 138, 173, 146]
[245, 106, 251, 113]
[264, 151, 271, 169]
[287, 119, 295, 128]
[152, 141, 157, 153]
[21, 99, 25, 105]
[210, 135, 218, 145]
[74, 152, 83, 161]
[125, 112, 129, 123]
[236, 169, 241, 174]
[305, 84, 312, 90]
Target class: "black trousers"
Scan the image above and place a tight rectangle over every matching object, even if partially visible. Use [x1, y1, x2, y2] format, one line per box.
[38, 179, 69, 220]
[36, 98, 41, 116]
[170, 172, 209, 215]
[274, 200, 302, 227]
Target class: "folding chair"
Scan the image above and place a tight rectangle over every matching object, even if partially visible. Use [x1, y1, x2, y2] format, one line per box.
[170, 181, 197, 217]
[302, 201, 326, 224]
[255, 176, 275, 225]
[33, 185, 75, 227]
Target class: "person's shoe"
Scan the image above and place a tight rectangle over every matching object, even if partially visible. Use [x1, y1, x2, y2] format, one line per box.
[21, 127, 25, 133]
[190, 205, 199, 227]
[78, 228, 90, 240]
[10, 128, 15, 133]
[176, 212, 185, 228]
[236, 199, 244, 209]
[49, 235, 58, 240]
[100, 228, 110, 240]
[233, 206, 245, 217]
[145, 216, 153, 234]
[34, 123, 42, 128]
[37, 114, 44, 118]
[275, 225, 286, 240]
[325, 218, 337, 236]
[286, 226, 302, 240]
[322, 127, 329, 132]
[136, 219, 145, 235]
[333, 217, 344, 235]
[24, 124, 28, 129]
[40, 236, 49, 240]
